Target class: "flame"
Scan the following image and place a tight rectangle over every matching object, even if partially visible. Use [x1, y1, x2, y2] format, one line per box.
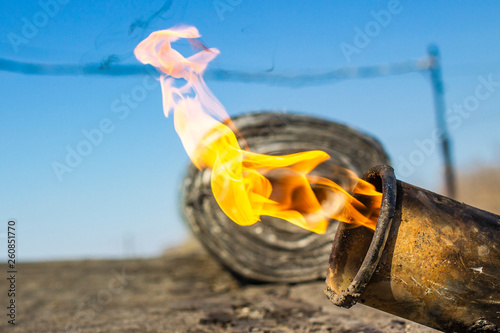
[134, 26, 382, 234]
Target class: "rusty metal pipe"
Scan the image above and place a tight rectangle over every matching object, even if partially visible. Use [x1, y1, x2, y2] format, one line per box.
[325, 165, 500, 332]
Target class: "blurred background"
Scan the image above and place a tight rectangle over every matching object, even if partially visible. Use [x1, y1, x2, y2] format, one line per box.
[1, 0, 499, 261]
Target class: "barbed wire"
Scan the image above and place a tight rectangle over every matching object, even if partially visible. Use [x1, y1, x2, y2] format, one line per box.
[0, 57, 431, 87]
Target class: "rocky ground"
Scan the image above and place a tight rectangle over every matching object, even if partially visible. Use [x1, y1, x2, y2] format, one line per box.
[0, 241, 438, 333]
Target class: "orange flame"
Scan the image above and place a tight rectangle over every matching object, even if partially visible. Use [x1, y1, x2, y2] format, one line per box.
[134, 26, 382, 234]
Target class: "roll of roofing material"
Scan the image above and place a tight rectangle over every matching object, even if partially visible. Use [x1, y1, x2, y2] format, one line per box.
[180, 112, 390, 282]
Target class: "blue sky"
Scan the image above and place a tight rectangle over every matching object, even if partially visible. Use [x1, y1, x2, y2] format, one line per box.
[1, 0, 500, 261]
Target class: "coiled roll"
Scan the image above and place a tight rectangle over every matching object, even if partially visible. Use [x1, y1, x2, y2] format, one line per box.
[180, 112, 390, 282]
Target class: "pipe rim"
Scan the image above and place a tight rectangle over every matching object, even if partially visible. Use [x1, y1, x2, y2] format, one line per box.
[326, 164, 397, 307]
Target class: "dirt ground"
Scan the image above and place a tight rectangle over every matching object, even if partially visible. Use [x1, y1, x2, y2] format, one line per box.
[0, 240, 439, 333]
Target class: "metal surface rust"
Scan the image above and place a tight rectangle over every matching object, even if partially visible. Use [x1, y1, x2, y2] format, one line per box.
[325, 165, 500, 332]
